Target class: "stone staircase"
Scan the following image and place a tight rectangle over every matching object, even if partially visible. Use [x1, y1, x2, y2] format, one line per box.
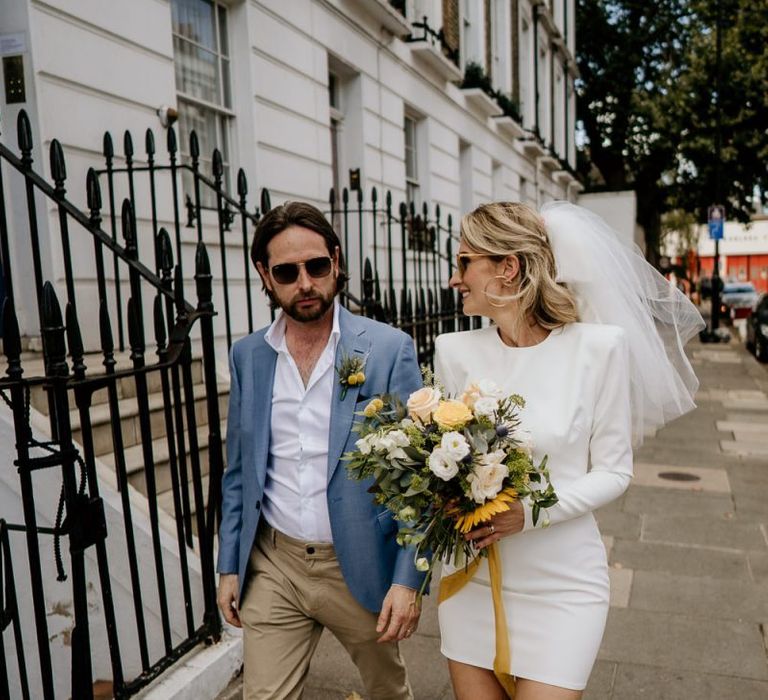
[6, 349, 229, 523]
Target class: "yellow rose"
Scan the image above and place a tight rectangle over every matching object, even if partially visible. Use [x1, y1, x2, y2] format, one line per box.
[347, 373, 358, 386]
[433, 400, 473, 431]
[363, 398, 384, 418]
[355, 371, 366, 384]
[406, 387, 442, 423]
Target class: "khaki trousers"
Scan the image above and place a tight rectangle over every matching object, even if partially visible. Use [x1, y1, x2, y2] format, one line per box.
[240, 523, 413, 700]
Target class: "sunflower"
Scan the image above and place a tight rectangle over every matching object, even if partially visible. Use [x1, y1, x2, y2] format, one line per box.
[453, 488, 518, 534]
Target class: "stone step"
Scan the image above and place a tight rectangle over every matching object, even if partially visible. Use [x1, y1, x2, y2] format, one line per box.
[27, 353, 205, 413]
[71, 382, 229, 457]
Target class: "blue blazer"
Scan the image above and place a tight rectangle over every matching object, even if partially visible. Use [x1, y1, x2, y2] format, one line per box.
[217, 306, 425, 612]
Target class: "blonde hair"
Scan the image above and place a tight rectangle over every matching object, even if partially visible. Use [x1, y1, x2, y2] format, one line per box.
[460, 202, 579, 330]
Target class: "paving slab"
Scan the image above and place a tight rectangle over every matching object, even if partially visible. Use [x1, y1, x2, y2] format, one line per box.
[721, 440, 768, 457]
[641, 514, 767, 550]
[610, 663, 768, 699]
[583, 660, 616, 699]
[629, 570, 768, 621]
[716, 420, 768, 434]
[748, 551, 768, 584]
[610, 539, 751, 580]
[726, 412, 768, 423]
[621, 485, 734, 518]
[631, 462, 730, 493]
[608, 567, 632, 608]
[594, 509, 641, 540]
[599, 608, 768, 680]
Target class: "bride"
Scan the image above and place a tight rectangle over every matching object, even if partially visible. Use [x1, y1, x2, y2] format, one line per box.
[434, 201, 703, 699]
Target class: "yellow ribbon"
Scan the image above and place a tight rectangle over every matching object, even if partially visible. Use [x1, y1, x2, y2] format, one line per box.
[438, 542, 516, 698]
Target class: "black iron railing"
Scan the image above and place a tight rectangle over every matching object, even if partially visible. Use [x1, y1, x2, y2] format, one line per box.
[406, 16, 460, 67]
[0, 110, 222, 698]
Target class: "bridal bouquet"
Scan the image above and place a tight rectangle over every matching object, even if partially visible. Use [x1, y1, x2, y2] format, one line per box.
[344, 372, 557, 593]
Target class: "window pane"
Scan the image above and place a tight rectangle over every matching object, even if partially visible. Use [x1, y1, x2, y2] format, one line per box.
[178, 99, 220, 161]
[172, 0, 216, 51]
[221, 58, 231, 107]
[174, 35, 220, 104]
[217, 3, 229, 56]
[404, 117, 417, 180]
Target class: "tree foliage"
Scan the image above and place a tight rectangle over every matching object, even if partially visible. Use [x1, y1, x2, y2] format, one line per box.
[576, 0, 768, 257]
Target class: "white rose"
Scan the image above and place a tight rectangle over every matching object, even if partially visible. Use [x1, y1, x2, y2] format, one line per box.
[440, 431, 470, 461]
[355, 434, 375, 455]
[467, 450, 508, 503]
[388, 430, 410, 447]
[375, 432, 409, 460]
[476, 379, 504, 399]
[428, 447, 459, 481]
[473, 396, 499, 419]
[407, 386, 442, 422]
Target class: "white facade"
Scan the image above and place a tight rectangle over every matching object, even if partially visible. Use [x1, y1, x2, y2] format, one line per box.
[0, 0, 580, 346]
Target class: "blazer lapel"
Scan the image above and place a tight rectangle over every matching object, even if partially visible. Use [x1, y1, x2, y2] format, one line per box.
[327, 310, 369, 482]
[252, 341, 277, 485]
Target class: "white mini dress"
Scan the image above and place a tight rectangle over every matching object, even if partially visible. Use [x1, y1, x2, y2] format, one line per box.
[434, 323, 633, 690]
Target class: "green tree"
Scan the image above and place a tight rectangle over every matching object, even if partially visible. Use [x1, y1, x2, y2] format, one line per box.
[576, 0, 768, 258]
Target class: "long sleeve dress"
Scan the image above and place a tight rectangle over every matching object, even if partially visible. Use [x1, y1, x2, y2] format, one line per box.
[434, 322, 633, 690]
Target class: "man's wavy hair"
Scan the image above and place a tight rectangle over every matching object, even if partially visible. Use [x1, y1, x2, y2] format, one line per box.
[250, 201, 349, 302]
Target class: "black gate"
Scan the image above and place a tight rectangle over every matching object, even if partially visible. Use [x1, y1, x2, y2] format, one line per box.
[0, 111, 222, 699]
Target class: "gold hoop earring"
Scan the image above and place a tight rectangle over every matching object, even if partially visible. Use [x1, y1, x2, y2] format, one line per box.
[483, 275, 514, 308]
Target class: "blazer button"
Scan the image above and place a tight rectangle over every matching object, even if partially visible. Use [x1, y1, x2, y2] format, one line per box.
[255, 500, 261, 509]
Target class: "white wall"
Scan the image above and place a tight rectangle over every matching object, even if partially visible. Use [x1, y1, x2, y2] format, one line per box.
[578, 190, 641, 249]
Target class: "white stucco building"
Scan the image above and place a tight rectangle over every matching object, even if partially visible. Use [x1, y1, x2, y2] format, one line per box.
[1, 0, 581, 344]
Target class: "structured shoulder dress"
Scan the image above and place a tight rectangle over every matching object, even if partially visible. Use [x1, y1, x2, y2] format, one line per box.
[434, 322, 633, 691]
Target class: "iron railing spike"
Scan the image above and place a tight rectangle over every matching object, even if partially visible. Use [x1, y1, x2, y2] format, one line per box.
[99, 299, 114, 353]
[50, 139, 67, 185]
[260, 188, 271, 214]
[103, 131, 114, 160]
[237, 168, 248, 197]
[123, 130, 134, 159]
[167, 126, 177, 155]
[153, 294, 167, 348]
[189, 130, 200, 160]
[145, 128, 155, 157]
[86, 168, 102, 212]
[17, 110, 33, 156]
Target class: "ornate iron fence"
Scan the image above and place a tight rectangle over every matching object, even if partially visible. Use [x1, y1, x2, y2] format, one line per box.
[0, 111, 222, 698]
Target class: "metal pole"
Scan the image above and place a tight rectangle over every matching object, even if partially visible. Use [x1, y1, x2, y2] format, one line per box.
[710, 0, 722, 334]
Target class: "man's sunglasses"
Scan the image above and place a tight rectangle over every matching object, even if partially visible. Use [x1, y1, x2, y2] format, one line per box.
[269, 256, 333, 285]
[455, 252, 491, 276]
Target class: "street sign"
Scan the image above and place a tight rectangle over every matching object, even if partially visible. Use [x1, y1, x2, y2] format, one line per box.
[708, 204, 725, 240]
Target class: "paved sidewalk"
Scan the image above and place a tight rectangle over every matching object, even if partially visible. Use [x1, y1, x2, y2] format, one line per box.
[220, 337, 768, 699]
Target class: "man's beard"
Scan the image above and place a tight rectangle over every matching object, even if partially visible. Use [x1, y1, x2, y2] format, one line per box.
[280, 289, 335, 322]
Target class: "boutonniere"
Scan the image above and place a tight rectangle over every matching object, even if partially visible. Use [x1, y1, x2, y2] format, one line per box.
[337, 351, 367, 400]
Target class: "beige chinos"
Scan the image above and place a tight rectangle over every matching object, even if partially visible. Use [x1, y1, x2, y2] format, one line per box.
[240, 524, 413, 700]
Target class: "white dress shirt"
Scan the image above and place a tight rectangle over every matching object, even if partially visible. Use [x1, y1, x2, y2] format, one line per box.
[261, 301, 341, 542]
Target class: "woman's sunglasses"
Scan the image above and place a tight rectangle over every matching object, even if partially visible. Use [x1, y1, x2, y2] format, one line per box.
[269, 256, 333, 285]
[455, 252, 491, 276]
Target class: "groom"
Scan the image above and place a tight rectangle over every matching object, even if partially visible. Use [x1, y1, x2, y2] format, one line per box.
[216, 201, 425, 699]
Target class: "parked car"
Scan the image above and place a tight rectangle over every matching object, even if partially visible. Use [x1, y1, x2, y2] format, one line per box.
[746, 294, 768, 362]
[720, 281, 759, 322]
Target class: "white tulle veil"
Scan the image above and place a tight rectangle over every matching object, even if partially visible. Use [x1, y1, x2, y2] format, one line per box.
[540, 201, 705, 445]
